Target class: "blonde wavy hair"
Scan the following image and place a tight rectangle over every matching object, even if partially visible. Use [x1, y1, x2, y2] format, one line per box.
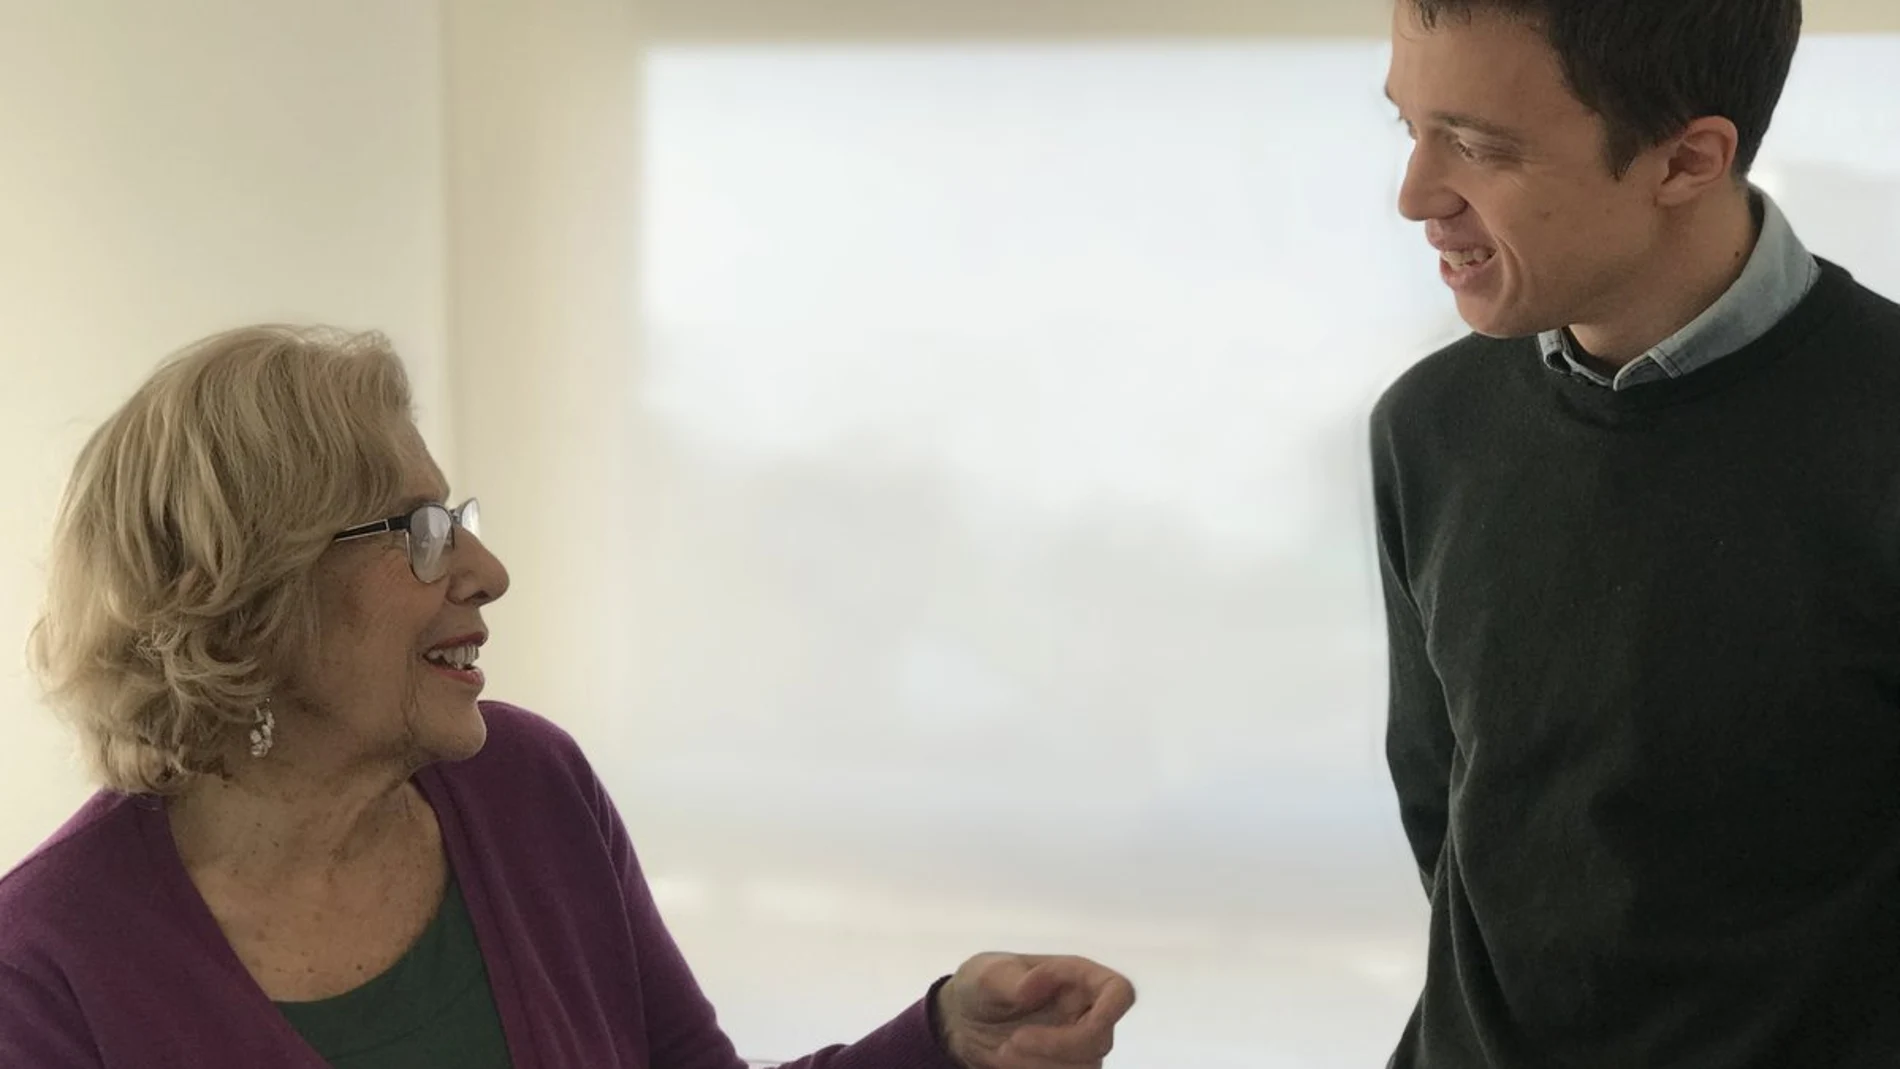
[30, 325, 421, 794]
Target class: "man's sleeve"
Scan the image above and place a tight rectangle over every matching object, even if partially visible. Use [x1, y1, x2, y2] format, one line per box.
[1370, 406, 1456, 896]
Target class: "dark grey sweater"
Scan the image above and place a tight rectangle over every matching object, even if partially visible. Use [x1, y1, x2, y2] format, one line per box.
[1373, 259, 1900, 1068]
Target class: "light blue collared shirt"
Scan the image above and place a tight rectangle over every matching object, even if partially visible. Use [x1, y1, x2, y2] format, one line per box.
[1539, 189, 1820, 390]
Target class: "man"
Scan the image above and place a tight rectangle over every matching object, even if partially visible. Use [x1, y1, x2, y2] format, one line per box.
[1374, 1, 1900, 1065]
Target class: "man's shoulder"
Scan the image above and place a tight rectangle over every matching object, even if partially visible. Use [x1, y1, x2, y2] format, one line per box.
[1372, 330, 1534, 435]
[1768, 258, 1900, 409]
[1820, 258, 1900, 348]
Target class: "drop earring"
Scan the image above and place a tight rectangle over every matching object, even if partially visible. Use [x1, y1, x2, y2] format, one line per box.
[249, 698, 275, 758]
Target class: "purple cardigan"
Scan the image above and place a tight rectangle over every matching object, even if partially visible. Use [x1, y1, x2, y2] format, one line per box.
[0, 702, 960, 1069]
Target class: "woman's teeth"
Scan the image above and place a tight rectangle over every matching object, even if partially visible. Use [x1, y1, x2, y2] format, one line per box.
[1443, 248, 1496, 268]
[424, 644, 480, 670]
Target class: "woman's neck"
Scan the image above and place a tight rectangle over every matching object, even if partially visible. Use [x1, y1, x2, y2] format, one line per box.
[167, 752, 427, 891]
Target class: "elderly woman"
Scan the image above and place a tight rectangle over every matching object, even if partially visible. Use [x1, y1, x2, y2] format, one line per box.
[0, 326, 1135, 1069]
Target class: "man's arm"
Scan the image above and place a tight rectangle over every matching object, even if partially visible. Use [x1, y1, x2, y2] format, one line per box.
[1377, 534, 1455, 894]
[1370, 412, 1456, 896]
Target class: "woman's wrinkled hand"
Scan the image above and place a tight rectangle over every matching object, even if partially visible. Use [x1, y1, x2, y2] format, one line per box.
[935, 952, 1137, 1069]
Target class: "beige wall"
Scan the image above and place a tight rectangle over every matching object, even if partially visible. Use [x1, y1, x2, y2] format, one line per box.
[0, 0, 450, 867]
[0, 0, 645, 874]
[439, 0, 647, 764]
[643, 0, 1900, 40]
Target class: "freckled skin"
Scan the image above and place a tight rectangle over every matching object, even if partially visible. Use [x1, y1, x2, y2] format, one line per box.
[168, 425, 512, 1001]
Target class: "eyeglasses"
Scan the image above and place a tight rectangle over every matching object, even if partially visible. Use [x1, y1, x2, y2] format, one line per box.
[333, 498, 480, 584]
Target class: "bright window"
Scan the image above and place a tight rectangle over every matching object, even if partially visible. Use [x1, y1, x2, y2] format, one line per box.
[632, 39, 1900, 1067]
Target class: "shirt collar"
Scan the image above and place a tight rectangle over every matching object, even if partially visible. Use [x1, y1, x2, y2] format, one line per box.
[1538, 187, 1818, 390]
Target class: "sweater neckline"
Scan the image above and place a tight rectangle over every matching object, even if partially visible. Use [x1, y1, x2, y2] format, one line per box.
[1541, 257, 1856, 416]
[131, 767, 527, 1068]
[134, 796, 339, 1068]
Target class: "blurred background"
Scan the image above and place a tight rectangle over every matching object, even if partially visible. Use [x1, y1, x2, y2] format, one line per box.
[4, 2, 1899, 1066]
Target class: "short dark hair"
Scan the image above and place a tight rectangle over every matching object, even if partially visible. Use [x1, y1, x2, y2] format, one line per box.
[1407, 0, 1803, 178]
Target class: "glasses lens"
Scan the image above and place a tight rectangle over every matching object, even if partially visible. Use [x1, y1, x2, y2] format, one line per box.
[458, 498, 481, 539]
[409, 504, 453, 583]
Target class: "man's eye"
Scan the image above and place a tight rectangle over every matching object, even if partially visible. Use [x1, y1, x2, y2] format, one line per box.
[1451, 138, 1490, 162]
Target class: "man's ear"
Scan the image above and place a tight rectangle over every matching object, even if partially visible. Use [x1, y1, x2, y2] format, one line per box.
[1655, 116, 1742, 206]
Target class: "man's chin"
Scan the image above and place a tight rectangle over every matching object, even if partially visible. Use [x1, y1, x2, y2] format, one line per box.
[1455, 300, 1548, 341]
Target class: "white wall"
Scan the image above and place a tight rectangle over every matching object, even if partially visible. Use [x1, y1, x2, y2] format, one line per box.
[0, 0, 450, 867]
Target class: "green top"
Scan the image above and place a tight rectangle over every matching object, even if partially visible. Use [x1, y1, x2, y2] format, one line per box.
[275, 876, 513, 1069]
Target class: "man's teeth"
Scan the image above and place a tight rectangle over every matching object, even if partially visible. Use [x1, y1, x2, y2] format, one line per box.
[1443, 248, 1496, 268]
[424, 644, 480, 670]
